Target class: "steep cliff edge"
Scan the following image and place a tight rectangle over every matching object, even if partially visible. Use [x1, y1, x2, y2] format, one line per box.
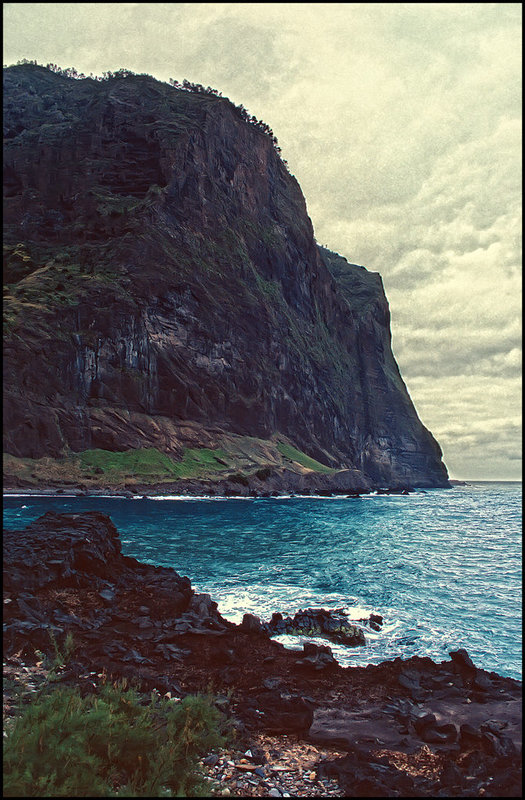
[3, 64, 449, 489]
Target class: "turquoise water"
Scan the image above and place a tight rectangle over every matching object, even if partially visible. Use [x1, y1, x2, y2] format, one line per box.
[3, 482, 522, 681]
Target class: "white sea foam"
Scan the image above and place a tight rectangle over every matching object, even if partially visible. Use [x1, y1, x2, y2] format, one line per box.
[144, 493, 371, 502]
[148, 494, 254, 501]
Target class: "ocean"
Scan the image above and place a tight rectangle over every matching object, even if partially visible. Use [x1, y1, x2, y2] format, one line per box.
[3, 481, 522, 681]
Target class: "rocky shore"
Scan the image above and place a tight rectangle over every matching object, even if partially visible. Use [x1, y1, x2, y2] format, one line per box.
[2, 475, 417, 499]
[3, 511, 522, 797]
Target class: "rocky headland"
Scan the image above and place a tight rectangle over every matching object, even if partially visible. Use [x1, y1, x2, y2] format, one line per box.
[3, 512, 521, 797]
[3, 63, 449, 493]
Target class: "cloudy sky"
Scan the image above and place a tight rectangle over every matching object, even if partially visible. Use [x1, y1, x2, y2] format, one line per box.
[4, 3, 522, 480]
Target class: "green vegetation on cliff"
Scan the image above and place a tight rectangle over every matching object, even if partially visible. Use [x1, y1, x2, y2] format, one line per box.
[78, 446, 231, 480]
[4, 447, 230, 486]
[276, 442, 335, 474]
[3, 436, 338, 489]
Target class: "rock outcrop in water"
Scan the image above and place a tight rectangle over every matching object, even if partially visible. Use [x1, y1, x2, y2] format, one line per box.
[249, 608, 369, 646]
[3, 63, 449, 489]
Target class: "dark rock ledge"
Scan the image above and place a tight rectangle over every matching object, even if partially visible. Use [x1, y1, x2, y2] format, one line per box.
[3, 512, 522, 797]
[2, 475, 418, 498]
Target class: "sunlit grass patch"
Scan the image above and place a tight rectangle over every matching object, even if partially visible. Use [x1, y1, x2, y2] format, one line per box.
[78, 446, 231, 480]
[276, 442, 335, 473]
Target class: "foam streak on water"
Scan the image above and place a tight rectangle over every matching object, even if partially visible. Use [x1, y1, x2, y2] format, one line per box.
[3, 482, 522, 680]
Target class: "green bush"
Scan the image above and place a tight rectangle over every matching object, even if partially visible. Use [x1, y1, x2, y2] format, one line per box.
[34, 630, 76, 684]
[3, 682, 228, 796]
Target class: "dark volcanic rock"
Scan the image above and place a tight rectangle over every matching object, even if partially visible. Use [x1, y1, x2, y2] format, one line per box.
[238, 691, 315, 734]
[3, 512, 522, 798]
[449, 647, 477, 671]
[3, 511, 123, 592]
[3, 63, 449, 489]
[241, 613, 264, 633]
[265, 607, 366, 646]
[2, 511, 229, 659]
[295, 642, 337, 670]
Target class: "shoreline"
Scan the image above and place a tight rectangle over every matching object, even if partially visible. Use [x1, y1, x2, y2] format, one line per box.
[5, 484, 521, 684]
[2, 464, 452, 499]
[2, 485, 433, 499]
[3, 507, 521, 687]
[4, 486, 521, 685]
[3, 510, 522, 797]
[3, 481, 520, 499]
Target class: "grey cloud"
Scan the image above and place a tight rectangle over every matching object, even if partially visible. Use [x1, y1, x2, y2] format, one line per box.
[181, 16, 299, 99]
[398, 372, 521, 479]
[394, 331, 522, 380]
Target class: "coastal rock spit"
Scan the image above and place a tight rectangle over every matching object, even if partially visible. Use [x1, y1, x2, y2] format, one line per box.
[3, 511, 521, 797]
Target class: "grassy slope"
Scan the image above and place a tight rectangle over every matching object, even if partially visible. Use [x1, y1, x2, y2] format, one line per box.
[3, 435, 335, 488]
[276, 442, 335, 474]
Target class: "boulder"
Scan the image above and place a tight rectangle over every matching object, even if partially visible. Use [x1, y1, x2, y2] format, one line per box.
[241, 613, 264, 633]
[253, 693, 315, 733]
[449, 648, 476, 671]
[295, 642, 336, 670]
[3, 511, 123, 592]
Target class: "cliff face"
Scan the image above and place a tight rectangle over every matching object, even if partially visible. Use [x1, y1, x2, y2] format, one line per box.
[3, 64, 449, 488]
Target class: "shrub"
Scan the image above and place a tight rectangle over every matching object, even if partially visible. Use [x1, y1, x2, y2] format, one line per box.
[3, 682, 228, 796]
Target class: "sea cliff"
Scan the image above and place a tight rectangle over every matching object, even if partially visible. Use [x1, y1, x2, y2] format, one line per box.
[3, 63, 449, 490]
